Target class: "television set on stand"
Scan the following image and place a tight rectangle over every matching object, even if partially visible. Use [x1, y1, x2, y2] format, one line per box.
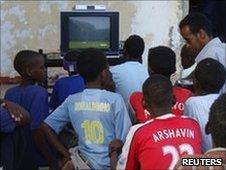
[60, 11, 119, 57]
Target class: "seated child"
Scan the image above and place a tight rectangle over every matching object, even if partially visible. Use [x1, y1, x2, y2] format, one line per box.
[0, 100, 32, 170]
[4, 50, 55, 168]
[41, 48, 131, 169]
[184, 58, 226, 152]
[175, 93, 226, 170]
[110, 35, 149, 109]
[130, 46, 192, 123]
[49, 50, 84, 149]
[116, 74, 201, 169]
[49, 50, 84, 111]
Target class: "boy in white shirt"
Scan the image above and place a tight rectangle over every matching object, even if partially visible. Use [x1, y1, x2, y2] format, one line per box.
[184, 58, 226, 152]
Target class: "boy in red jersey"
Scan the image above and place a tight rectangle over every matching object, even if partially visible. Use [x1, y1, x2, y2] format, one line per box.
[116, 75, 201, 170]
[130, 46, 192, 123]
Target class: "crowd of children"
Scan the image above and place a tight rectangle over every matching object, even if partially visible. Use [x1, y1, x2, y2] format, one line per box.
[0, 12, 226, 170]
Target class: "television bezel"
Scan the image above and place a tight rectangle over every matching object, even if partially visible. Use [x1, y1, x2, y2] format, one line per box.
[60, 11, 119, 56]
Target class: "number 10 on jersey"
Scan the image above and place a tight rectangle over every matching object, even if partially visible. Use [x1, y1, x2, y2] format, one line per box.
[81, 120, 104, 144]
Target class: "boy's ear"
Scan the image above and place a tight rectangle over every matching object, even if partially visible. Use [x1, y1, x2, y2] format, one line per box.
[123, 48, 129, 59]
[197, 29, 207, 40]
[100, 69, 108, 80]
[142, 97, 146, 108]
[142, 97, 152, 115]
[205, 121, 211, 135]
[26, 67, 32, 77]
[142, 97, 149, 110]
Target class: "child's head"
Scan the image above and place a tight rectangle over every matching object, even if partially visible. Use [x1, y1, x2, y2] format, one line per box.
[180, 44, 198, 69]
[148, 46, 176, 79]
[123, 35, 144, 61]
[77, 48, 108, 85]
[142, 74, 173, 116]
[206, 93, 226, 148]
[14, 50, 46, 83]
[194, 58, 226, 94]
[63, 50, 80, 75]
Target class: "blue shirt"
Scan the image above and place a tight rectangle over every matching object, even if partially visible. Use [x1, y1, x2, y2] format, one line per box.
[49, 75, 84, 111]
[45, 89, 131, 169]
[0, 106, 16, 133]
[110, 61, 149, 107]
[4, 85, 50, 166]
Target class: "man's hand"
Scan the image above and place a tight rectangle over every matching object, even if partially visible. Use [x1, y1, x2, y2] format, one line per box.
[61, 160, 74, 170]
[1, 99, 30, 125]
[109, 139, 123, 170]
[109, 139, 123, 156]
[59, 157, 71, 169]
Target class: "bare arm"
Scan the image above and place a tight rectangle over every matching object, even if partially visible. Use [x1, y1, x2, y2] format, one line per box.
[110, 151, 119, 170]
[109, 139, 123, 170]
[32, 128, 56, 166]
[40, 122, 70, 161]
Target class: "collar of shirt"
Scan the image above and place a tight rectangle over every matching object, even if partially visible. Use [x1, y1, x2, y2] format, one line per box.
[195, 37, 222, 63]
[155, 113, 175, 120]
[121, 58, 142, 64]
[83, 88, 102, 92]
[205, 147, 226, 155]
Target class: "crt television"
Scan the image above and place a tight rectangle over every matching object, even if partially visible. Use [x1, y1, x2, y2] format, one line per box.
[60, 11, 119, 55]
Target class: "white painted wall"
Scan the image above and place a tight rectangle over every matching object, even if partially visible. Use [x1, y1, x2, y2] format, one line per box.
[0, 1, 188, 77]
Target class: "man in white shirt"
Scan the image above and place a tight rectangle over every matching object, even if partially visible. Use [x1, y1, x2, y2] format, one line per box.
[179, 12, 226, 93]
[110, 35, 149, 123]
[184, 58, 226, 152]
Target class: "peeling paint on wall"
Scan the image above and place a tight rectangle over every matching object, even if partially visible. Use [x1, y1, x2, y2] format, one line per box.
[127, 1, 188, 67]
[38, 24, 57, 39]
[39, 1, 69, 14]
[0, 1, 188, 77]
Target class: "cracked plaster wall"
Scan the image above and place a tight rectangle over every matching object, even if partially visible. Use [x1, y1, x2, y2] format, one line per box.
[1, 0, 188, 77]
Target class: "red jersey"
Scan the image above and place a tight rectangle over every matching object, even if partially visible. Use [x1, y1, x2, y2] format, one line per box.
[117, 114, 202, 170]
[172, 86, 193, 115]
[129, 86, 192, 123]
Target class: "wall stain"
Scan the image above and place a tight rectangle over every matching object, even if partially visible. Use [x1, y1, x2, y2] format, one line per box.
[1, 1, 188, 77]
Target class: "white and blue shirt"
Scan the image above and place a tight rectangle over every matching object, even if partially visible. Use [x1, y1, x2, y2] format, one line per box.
[45, 89, 131, 169]
[110, 61, 149, 107]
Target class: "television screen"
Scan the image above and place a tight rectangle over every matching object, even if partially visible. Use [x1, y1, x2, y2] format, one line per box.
[61, 11, 119, 55]
[68, 17, 110, 50]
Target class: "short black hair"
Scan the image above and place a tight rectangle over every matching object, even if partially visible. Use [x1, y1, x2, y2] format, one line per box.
[209, 93, 226, 147]
[77, 48, 108, 83]
[124, 35, 144, 59]
[64, 50, 80, 62]
[194, 58, 226, 93]
[179, 12, 212, 37]
[14, 50, 42, 76]
[142, 74, 173, 108]
[180, 44, 198, 69]
[148, 46, 176, 78]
